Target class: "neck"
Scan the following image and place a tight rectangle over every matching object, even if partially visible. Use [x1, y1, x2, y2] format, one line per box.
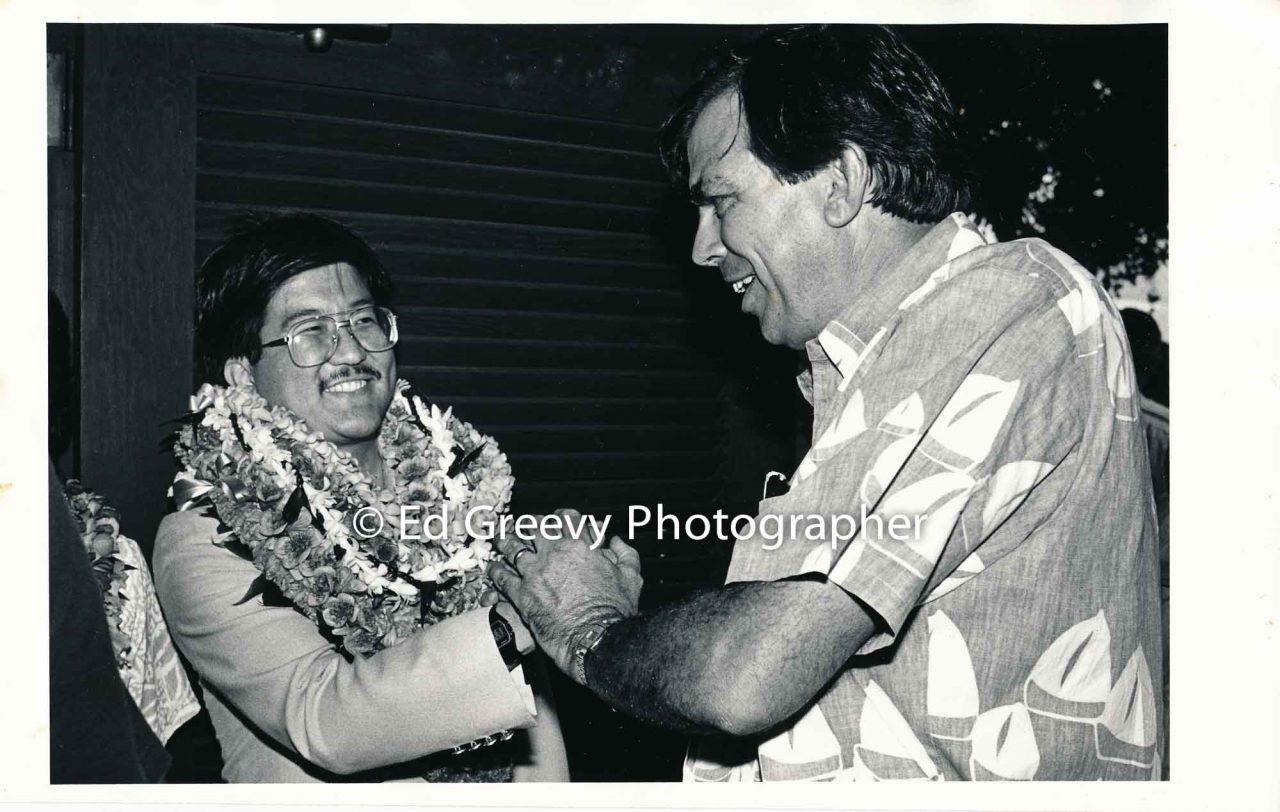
[343, 439, 385, 488]
[843, 206, 936, 288]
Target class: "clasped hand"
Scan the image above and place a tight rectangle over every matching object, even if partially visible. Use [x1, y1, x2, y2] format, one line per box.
[487, 509, 642, 683]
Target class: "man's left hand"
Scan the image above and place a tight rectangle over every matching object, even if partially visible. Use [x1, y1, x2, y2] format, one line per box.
[487, 509, 642, 681]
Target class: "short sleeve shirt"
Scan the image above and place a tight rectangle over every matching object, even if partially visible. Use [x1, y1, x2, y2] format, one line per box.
[684, 214, 1165, 782]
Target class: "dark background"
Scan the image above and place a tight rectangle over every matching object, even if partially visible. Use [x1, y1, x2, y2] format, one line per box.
[46, 23, 1168, 782]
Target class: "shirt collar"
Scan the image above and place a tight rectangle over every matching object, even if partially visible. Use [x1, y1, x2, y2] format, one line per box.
[803, 213, 988, 386]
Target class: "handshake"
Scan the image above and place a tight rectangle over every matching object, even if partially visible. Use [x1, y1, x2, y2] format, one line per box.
[484, 509, 643, 687]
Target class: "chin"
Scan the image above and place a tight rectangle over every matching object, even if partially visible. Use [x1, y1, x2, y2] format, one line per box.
[757, 320, 802, 350]
[328, 421, 384, 447]
[325, 405, 388, 442]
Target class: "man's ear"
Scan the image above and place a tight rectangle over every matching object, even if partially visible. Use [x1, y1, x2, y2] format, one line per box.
[822, 145, 871, 229]
[223, 357, 255, 388]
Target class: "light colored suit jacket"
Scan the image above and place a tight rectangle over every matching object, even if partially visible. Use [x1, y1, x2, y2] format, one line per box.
[154, 509, 567, 782]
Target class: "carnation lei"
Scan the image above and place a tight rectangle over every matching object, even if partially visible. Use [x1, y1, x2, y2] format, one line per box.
[170, 379, 514, 658]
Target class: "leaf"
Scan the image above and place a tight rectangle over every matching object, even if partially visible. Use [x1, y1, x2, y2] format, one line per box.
[1100, 646, 1157, 748]
[446, 442, 486, 478]
[162, 406, 208, 427]
[970, 703, 1040, 779]
[927, 374, 1020, 468]
[260, 580, 292, 608]
[927, 610, 980, 721]
[229, 412, 248, 451]
[281, 483, 308, 525]
[853, 680, 939, 780]
[233, 574, 272, 606]
[1026, 611, 1112, 708]
[404, 384, 431, 433]
[156, 430, 180, 451]
[233, 573, 292, 607]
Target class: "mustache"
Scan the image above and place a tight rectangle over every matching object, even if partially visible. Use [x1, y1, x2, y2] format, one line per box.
[320, 365, 383, 389]
[720, 256, 753, 280]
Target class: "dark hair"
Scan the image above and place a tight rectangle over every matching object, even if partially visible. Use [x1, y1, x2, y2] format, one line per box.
[195, 213, 394, 385]
[660, 25, 971, 223]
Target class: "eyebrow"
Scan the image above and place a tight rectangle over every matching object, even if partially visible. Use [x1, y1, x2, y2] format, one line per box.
[689, 177, 732, 206]
[277, 297, 376, 330]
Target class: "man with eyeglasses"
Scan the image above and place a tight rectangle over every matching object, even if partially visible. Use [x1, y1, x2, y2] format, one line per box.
[153, 213, 568, 782]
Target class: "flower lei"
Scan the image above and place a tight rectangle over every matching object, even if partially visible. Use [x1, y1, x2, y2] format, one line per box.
[63, 480, 135, 668]
[170, 379, 514, 658]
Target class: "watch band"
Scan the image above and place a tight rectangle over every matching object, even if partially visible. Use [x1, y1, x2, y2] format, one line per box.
[488, 605, 522, 672]
[570, 615, 625, 685]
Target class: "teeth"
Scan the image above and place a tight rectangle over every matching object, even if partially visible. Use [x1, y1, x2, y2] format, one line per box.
[326, 380, 369, 394]
[731, 276, 757, 295]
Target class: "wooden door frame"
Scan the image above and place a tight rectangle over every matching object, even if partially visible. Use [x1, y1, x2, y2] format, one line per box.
[77, 24, 197, 552]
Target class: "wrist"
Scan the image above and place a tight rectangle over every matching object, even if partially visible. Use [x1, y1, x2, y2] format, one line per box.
[568, 610, 628, 687]
[489, 604, 527, 671]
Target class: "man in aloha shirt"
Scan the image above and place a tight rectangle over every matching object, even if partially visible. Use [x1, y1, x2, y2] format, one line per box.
[489, 25, 1165, 781]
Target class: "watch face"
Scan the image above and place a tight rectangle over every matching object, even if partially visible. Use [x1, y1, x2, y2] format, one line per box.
[490, 610, 521, 670]
[488, 622, 509, 648]
[491, 616, 514, 648]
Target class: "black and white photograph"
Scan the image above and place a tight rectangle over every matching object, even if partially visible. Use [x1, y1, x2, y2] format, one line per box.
[4, 1, 1280, 809]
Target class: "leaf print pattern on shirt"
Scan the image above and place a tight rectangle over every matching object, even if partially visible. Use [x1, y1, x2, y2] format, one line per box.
[926, 611, 980, 740]
[924, 550, 985, 603]
[858, 391, 926, 504]
[813, 388, 868, 457]
[758, 704, 843, 781]
[970, 703, 1041, 780]
[981, 460, 1056, 537]
[1096, 646, 1158, 767]
[852, 681, 941, 781]
[872, 471, 974, 571]
[1101, 308, 1139, 420]
[1025, 611, 1112, 720]
[924, 374, 1021, 472]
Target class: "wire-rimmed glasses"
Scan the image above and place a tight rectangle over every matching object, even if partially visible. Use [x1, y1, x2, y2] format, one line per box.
[259, 306, 398, 368]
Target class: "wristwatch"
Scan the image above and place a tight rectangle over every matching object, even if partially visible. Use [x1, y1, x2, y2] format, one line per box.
[488, 605, 522, 672]
[570, 615, 625, 685]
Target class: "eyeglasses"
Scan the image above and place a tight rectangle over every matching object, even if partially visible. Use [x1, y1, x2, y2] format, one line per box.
[260, 306, 399, 368]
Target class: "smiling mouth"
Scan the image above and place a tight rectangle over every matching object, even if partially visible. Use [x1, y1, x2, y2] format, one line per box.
[324, 379, 371, 394]
[730, 275, 757, 295]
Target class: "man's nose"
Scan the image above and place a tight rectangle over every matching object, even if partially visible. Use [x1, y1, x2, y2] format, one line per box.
[328, 323, 369, 365]
[691, 208, 726, 268]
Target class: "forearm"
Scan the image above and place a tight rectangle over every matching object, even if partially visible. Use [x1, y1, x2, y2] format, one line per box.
[155, 512, 534, 773]
[290, 608, 535, 772]
[583, 579, 876, 737]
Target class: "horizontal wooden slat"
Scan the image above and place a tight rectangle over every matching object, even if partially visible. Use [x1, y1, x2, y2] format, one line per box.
[198, 109, 665, 184]
[396, 337, 712, 371]
[509, 450, 718, 481]
[513, 476, 719, 507]
[198, 140, 667, 208]
[193, 241, 683, 288]
[197, 171, 655, 235]
[198, 73, 659, 154]
[432, 397, 719, 428]
[477, 425, 718, 454]
[391, 276, 687, 317]
[393, 306, 692, 344]
[380, 247, 685, 287]
[401, 365, 717, 398]
[196, 204, 666, 263]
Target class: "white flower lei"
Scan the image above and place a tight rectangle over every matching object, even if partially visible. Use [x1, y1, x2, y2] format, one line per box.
[170, 378, 514, 658]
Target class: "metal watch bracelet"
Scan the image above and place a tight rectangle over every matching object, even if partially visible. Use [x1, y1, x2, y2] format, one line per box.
[570, 615, 626, 685]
